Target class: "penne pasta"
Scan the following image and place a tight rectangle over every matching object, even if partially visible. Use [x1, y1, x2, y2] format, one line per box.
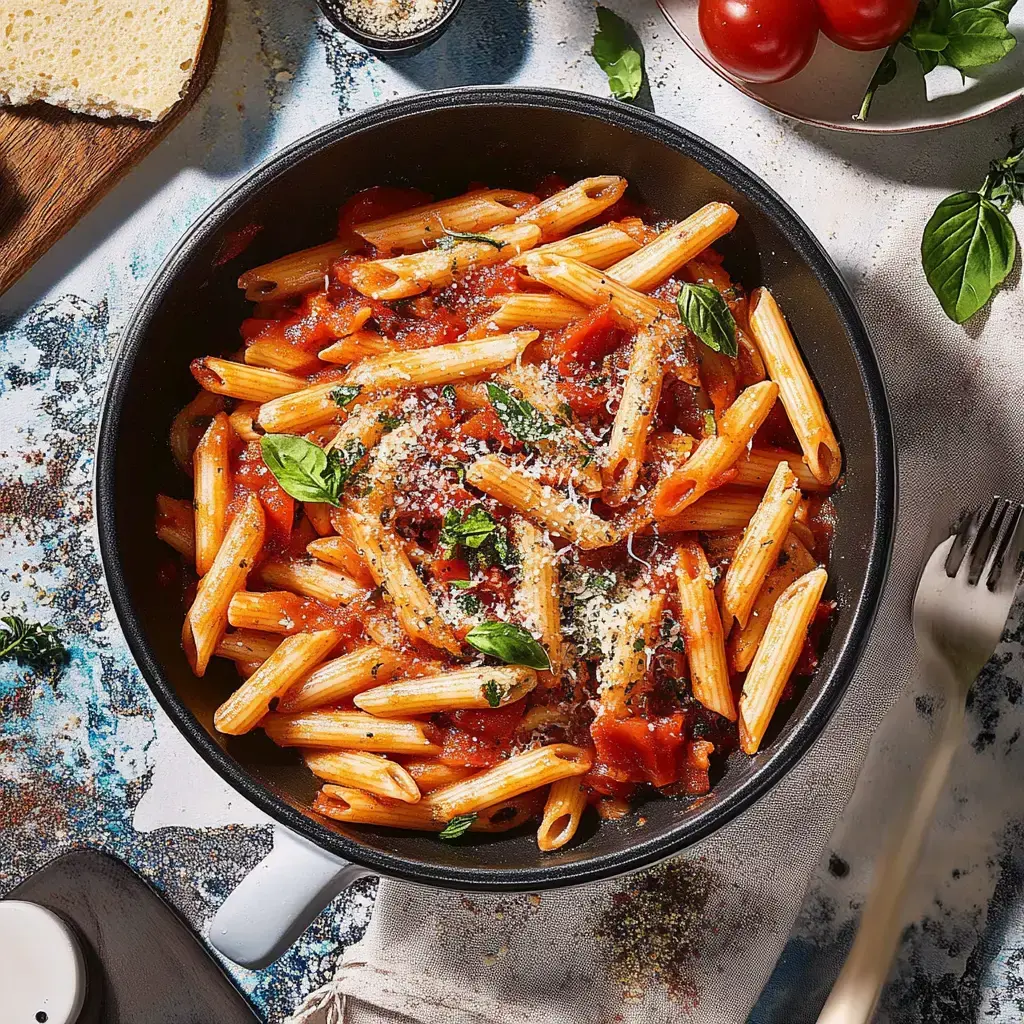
[182, 494, 265, 676]
[486, 291, 589, 331]
[739, 568, 828, 754]
[304, 750, 421, 803]
[228, 401, 262, 442]
[748, 288, 841, 485]
[258, 555, 366, 608]
[278, 645, 398, 712]
[343, 510, 462, 656]
[517, 176, 626, 239]
[155, 494, 196, 561]
[343, 331, 537, 391]
[355, 189, 536, 252]
[263, 709, 442, 754]
[237, 240, 352, 302]
[719, 462, 801, 630]
[354, 665, 537, 718]
[307, 535, 375, 586]
[313, 785, 537, 832]
[729, 532, 817, 673]
[402, 760, 475, 793]
[513, 518, 565, 683]
[602, 322, 669, 506]
[227, 590, 326, 635]
[255, 378, 358, 434]
[347, 223, 542, 301]
[510, 223, 640, 270]
[653, 380, 780, 519]
[191, 356, 307, 403]
[608, 202, 739, 292]
[538, 777, 588, 852]
[646, 489, 763, 535]
[170, 390, 224, 475]
[214, 628, 340, 735]
[598, 589, 664, 717]
[317, 329, 392, 365]
[244, 339, 323, 375]
[214, 629, 282, 665]
[675, 538, 737, 722]
[426, 743, 592, 820]
[732, 446, 827, 493]
[192, 412, 232, 576]
[466, 455, 619, 549]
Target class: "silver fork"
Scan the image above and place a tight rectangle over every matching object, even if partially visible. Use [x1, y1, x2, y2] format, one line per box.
[817, 496, 1024, 1024]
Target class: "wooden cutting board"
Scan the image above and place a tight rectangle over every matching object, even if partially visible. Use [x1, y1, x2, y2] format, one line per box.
[0, 0, 225, 297]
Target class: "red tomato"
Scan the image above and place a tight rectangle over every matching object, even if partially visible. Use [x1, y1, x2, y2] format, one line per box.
[591, 713, 689, 788]
[439, 704, 525, 767]
[698, 0, 820, 84]
[556, 305, 627, 370]
[815, 0, 916, 50]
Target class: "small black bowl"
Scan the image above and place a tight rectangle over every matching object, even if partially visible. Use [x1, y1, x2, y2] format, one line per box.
[96, 88, 896, 892]
[316, 0, 465, 55]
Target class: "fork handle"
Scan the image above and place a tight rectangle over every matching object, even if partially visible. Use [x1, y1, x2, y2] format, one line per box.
[816, 667, 965, 1024]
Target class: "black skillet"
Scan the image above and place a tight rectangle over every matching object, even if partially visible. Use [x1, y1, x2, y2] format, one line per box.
[95, 89, 895, 909]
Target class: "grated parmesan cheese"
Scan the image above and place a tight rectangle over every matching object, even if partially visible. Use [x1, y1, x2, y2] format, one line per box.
[333, 0, 451, 40]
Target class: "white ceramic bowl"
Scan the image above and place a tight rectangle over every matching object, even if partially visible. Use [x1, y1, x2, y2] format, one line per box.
[658, 0, 1024, 133]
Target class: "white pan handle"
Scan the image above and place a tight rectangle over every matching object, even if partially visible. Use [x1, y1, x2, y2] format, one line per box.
[207, 826, 373, 969]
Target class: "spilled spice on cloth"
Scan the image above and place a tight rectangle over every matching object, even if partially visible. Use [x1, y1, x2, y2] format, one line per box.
[595, 857, 763, 1007]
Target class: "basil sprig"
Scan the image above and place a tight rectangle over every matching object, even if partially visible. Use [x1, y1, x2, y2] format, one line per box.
[439, 813, 477, 839]
[485, 383, 560, 442]
[260, 434, 365, 506]
[922, 137, 1022, 323]
[330, 384, 361, 408]
[858, 0, 1018, 121]
[676, 283, 738, 357]
[482, 679, 506, 707]
[466, 621, 550, 670]
[592, 6, 644, 102]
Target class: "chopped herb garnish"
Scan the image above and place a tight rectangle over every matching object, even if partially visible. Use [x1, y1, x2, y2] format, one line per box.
[703, 410, 717, 437]
[441, 384, 457, 403]
[440, 459, 467, 485]
[449, 579, 476, 590]
[439, 813, 478, 839]
[482, 679, 505, 707]
[377, 411, 402, 432]
[438, 505, 513, 569]
[330, 384, 362, 408]
[466, 621, 550, 670]
[0, 614, 67, 674]
[437, 228, 506, 251]
[485, 382, 560, 443]
[632, 636, 646, 652]
[456, 592, 483, 616]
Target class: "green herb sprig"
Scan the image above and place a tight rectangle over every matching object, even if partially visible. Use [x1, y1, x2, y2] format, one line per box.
[436, 228, 506, 251]
[922, 136, 1023, 323]
[858, 0, 1019, 121]
[676, 283, 738, 357]
[485, 383, 560, 443]
[439, 813, 478, 839]
[438, 505, 514, 569]
[0, 614, 67, 674]
[592, 7, 645, 102]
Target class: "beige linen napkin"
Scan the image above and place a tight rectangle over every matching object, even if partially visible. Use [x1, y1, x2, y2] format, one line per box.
[285, 137, 1024, 1024]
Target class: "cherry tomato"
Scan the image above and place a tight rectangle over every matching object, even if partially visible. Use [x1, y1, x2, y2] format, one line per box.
[698, 0, 820, 84]
[815, 0, 916, 50]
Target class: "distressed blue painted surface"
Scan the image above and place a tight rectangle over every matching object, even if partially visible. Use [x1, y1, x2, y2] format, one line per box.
[2, 1, 1024, 1021]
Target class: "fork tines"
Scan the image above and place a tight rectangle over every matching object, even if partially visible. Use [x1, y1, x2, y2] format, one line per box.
[945, 496, 1024, 589]
[942, 497, 1024, 589]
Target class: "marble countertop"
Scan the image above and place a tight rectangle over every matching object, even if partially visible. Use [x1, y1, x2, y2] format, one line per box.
[2, 1, 1023, 1020]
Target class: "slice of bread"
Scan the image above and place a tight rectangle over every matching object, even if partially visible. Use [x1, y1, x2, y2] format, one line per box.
[0, 1, 211, 122]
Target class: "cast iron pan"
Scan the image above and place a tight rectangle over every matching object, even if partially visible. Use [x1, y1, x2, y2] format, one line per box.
[95, 88, 896, 891]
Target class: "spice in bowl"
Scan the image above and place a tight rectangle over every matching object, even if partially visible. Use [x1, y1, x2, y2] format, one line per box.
[334, 0, 452, 39]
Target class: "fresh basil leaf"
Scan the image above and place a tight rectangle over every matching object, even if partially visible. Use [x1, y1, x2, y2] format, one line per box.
[676, 283, 738, 357]
[260, 434, 364, 506]
[592, 7, 644, 102]
[439, 813, 477, 839]
[437, 228, 506, 250]
[449, 579, 476, 590]
[438, 505, 513, 569]
[485, 382, 559, 442]
[330, 384, 361, 408]
[943, 9, 1016, 67]
[467, 621, 550, 670]
[482, 679, 505, 707]
[949, 0, 1016, 22]
[377, 410, 402, 432]
[922, 190, 1017, 323]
